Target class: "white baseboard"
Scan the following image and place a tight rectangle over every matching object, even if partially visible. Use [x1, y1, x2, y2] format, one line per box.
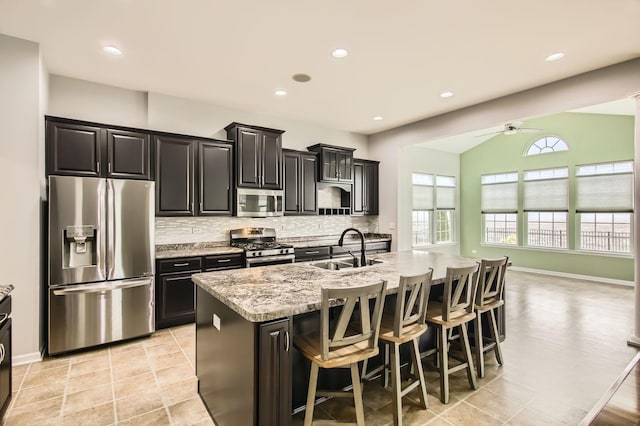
[509, 266, 634, 287]
[13, 352, 43, 366]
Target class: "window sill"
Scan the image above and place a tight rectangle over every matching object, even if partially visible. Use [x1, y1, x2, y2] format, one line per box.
[480, 243, 633, 258]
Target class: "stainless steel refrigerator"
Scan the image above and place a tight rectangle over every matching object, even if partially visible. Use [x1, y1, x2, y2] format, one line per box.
[47, 175, 155, 354]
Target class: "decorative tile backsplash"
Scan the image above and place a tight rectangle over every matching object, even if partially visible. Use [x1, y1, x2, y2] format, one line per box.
[156, 215, 379, 244]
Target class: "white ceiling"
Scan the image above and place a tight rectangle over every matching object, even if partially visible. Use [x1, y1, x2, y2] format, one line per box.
[0, 0, 639, 135]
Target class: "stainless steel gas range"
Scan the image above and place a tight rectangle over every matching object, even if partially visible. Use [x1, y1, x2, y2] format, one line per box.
[230, 227, 295, 267]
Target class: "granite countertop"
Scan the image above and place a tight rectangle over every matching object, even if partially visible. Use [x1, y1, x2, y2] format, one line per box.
[192, 250, 477, 323]
[0, 284, 15, 303]
[156, 233, 392, 259]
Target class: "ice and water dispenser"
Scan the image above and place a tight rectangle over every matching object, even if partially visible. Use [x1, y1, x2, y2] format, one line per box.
[63, 225, 97, 268]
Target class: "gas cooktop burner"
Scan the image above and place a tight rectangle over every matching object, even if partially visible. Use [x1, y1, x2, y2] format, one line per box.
[241, 242, 293, 251]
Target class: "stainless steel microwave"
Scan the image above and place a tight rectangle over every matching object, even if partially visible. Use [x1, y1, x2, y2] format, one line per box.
[236, 188, 283, 217]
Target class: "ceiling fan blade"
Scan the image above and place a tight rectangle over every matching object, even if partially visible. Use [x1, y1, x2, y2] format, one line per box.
[518, 128, 541, 133]
[475, 130, 503, 138]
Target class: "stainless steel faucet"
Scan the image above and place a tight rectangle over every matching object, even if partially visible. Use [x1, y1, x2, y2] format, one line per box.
[338, 228, 366, 268]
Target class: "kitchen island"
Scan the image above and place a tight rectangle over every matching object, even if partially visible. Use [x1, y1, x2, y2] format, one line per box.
[192, 251, 480, 426]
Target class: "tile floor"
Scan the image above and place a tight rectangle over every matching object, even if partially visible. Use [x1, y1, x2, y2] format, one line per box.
[3, 270, 639, 425]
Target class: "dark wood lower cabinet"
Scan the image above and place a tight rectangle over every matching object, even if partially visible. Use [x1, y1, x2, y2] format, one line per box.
[156, 254, 243, 329]
[0, 296, 12, 419]
[196, 287, 292, 426]
[258, 319, 292, 426]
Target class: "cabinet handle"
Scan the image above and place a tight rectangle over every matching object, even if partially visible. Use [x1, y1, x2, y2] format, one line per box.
[284, 331, 290, 352]
[200, 202, 203, 212]
[306, 251, 320, 255]
[0, 343, 4, 363]
[97, 162, 100, 174]
[217, 259, 232, 263]
[173, 262, 190, 267]
[108, 162, 112, 174]
[191, 202, 194, 212]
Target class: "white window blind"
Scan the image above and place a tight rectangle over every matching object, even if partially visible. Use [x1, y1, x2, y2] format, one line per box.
[575, 161, 633, 212]
[436, 175, 456, 209]
[523, 167, 568, 211]
[413, 185, 433, 210]
[481, 172, 518, 213]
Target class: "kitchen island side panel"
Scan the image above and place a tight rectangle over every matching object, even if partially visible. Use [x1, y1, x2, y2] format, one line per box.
[196, 286, 256, 426]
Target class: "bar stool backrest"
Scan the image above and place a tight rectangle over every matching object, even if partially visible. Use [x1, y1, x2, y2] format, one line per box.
[476, 257, 509, 308]
[442, 264, 479, 321]
[393, 269, 433, 337]
[321, 280, 387, 361]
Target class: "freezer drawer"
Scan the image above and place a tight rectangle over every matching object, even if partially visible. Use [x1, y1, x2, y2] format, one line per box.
[48, 278, 154, 355]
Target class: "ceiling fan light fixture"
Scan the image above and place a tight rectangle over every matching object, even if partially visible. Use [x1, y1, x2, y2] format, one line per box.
[504, 129, 518, 136]
[102, 45, 123, 56]
[440, 91, 454, 98]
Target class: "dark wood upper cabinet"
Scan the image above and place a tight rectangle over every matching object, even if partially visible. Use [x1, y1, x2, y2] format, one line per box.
[307, 143, 355, 183]
[284, 150, 317, 215]
[47, 119, 103, 177]
[198, 141, 233, 215]
[106, 129, 151, 180]
[46, 117, 151, 180]
[225, 123, 284, 189]
[352, 159, 379, 216]
[155, 135, 196, 216]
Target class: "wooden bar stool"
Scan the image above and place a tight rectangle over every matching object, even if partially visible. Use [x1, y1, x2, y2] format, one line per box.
[474, 256, 508, 378]
[293, 280, 387, 426]
[362, 270, 433, 426]
[424, 264, 479, 403]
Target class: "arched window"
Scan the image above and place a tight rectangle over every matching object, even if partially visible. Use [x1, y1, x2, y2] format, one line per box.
[525, 136, 568, 156]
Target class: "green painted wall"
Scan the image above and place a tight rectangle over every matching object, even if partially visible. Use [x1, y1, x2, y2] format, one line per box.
[460, 112, 635, 281]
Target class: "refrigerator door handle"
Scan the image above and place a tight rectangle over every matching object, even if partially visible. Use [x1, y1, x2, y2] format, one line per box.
[106, 179, 116, 280]
[52, 278, 152, 295]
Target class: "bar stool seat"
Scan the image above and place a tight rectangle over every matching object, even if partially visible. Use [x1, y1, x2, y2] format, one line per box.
[363, 271, 433, 426]
[424, 264, 479, 404]
[293, 280, 387, 426]
[474, 256, 508, 378]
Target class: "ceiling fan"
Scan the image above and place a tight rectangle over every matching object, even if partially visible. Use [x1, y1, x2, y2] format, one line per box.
[476, 121, 542, 137]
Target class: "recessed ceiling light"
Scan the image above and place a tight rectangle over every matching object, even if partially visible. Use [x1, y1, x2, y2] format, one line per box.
[292, 73, 312, 83]
[440, 91, 454, 98]
[274, 89, 287, 96]
[545, 52, 565, 62]
[103, 45, 123, 56]
[373, 116, 384, 121]
[331, 48, 349, 58]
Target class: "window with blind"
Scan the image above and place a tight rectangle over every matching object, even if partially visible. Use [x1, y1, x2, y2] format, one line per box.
[576, 161, 633, 253]
[481, 172, 518, 245]
[412, 173, 456, 246]
[523, 167, 568, 248]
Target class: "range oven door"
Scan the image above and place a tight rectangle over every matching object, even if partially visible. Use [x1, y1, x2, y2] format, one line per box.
[245, 255, 295, 268]
[48, 277, 154, 355]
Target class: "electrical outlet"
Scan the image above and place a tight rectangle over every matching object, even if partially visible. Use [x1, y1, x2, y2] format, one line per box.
[213, 314, 221, 330]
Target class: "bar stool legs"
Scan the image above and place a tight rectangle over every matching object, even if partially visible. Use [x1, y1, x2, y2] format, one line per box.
[474, 307, 504, 378]
[434, 322, 477, 404]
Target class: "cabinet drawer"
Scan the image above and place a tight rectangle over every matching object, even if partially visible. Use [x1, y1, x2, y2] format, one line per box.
[294, 246, 331, 262]
[366, 241, 390, 252]
[0, 296, 10, 318]
[158, 257, 202, 274]
[204, 253, 243, 271]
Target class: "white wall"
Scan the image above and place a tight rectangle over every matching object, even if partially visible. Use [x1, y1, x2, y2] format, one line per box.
[397, 145, 459, 253]
[46, 77, 370, 156]
[147, 92, 368, 155]
[0, 34, 43, 363]
[369, 58, 640, 251]
[48, 74, 148, 129]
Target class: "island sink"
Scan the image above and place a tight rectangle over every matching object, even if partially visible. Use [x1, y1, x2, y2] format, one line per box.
[311, 258, 383, 270]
